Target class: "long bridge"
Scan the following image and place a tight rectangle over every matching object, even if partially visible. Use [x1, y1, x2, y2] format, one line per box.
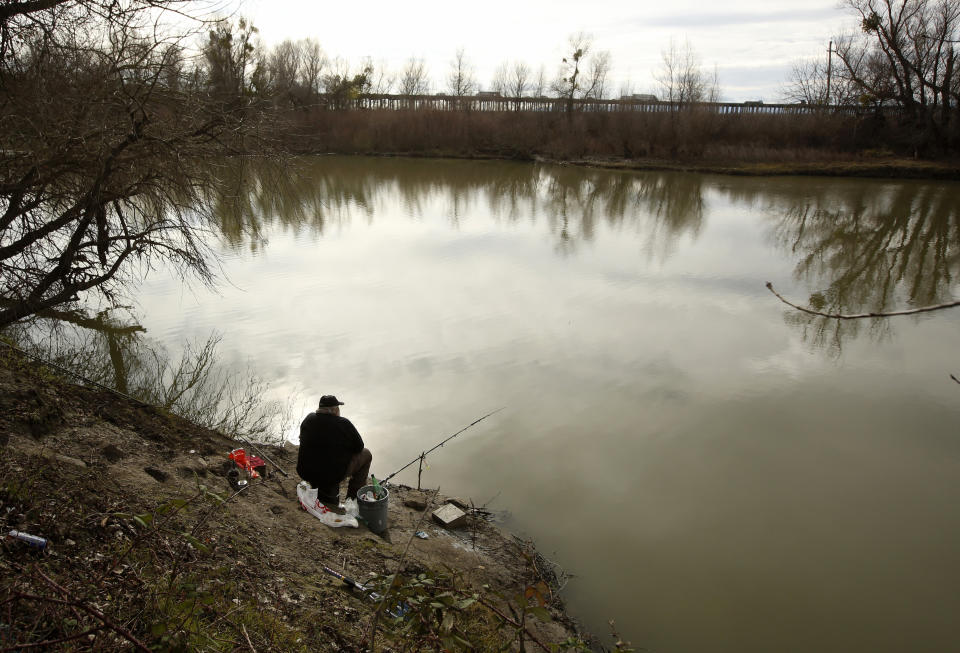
[327, 94, 874, 116]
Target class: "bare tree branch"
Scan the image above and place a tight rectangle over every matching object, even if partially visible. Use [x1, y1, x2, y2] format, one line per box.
[766, 281, 960, 319]
[0, 2, 272, 328]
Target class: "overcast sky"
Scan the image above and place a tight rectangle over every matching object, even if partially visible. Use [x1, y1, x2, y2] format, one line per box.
[235, 0, 860, 102]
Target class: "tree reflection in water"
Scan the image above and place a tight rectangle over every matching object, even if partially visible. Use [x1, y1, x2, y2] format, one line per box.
[763, 181, 960, 351]
[4, 309, 290, 443]
[209, 157, 958, 353]
[209, 156, 707, 261]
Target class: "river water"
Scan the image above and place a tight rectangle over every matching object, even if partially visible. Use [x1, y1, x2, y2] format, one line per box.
[130, 156, 960, 652]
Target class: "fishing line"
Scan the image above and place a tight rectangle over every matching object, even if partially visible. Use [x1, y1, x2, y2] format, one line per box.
[380, 407, 505, 484]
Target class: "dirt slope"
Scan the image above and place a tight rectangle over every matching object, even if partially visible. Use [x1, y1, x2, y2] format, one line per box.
[0, 346, 584, 651]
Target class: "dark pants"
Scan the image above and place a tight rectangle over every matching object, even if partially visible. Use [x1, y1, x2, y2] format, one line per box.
[317, 448, 372, 504]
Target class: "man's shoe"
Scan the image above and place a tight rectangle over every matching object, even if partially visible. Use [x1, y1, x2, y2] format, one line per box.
[320, 501, 346, 515]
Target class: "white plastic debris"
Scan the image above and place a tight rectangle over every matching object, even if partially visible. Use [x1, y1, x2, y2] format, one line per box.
[296, 482, 358, 528]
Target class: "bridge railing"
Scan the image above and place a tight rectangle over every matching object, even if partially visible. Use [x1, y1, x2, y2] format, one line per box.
[322, 93, 886, 116]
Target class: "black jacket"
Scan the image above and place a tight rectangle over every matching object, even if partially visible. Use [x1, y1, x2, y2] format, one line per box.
[296, 411, 364, 489]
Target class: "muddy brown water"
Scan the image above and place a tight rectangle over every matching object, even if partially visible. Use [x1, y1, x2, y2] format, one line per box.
[117, 157, 960, 651]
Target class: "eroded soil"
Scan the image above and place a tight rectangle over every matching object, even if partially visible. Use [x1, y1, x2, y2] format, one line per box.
[0, 346, 582, 651]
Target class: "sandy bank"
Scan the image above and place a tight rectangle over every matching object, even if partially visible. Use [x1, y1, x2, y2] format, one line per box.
[0, 345, 590, 651]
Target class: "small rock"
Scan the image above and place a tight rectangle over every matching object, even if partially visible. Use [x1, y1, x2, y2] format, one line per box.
[64, 539, 76, 546]
[175, 465, 207, 479]
[403, 498, 428, 511]
[55, 454, 87, 469]
[100, 444, 124, 463]
[270, 505, 284, 515]
[143, 467, 169, 483]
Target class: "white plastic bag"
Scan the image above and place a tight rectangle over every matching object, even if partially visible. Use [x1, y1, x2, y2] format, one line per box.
[343, 497, 360, 519]
[297, 481, 359, 528]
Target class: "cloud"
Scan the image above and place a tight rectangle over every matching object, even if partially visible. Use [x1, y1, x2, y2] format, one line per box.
[719, 63, 794, 86]
[639, 8, 841, 28]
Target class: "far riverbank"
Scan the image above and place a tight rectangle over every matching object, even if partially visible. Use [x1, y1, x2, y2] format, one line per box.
[276, 107, 960, 180]
[345, 151, 960, 180]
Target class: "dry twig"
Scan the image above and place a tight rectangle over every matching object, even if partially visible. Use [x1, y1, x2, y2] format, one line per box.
[766, 282, 960, 320]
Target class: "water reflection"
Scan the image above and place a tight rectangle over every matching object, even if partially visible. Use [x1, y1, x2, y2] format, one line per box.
[755, 181, 960, 350]
[5, 309, 287, 442]
[124, 157, 960, 652]
[213, 160, 960, 350]
[210, 157, 707, 259]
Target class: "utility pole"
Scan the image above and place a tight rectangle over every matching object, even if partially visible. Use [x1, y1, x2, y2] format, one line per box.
[826, 40, 833, 106]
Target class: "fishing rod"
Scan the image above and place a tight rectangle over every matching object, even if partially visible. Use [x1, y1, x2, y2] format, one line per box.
[322, 565, 386, 601]
[321, 565, 408, 619]
[380, 407, 505, 485]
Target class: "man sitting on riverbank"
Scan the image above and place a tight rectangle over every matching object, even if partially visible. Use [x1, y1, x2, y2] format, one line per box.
[296, 395, 373, 511]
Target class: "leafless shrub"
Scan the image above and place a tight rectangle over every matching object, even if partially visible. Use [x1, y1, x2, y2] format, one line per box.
[6, 312, 291, 443]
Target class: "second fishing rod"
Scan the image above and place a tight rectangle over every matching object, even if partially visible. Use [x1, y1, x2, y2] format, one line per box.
[378, 407, 505, 490]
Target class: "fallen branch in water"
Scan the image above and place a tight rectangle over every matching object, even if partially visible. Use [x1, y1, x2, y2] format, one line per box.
[765, 282, 960, 320]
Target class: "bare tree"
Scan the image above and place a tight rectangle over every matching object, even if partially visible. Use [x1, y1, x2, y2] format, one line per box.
[490, 62, 509, 95]
[0, 1, 266, 329]
[508, 61, 530, 108]
[582, 50, 612, 99]
[832, 0, 960, 147]
[365, 57, 395, 95]
[783, 53, 857, 105]
[552, 32, 592, 111]
[655, 38, 717, 106]
[706, 64, 721, 102]
[267, 39, 303, 104]
[0, 0, 198, 58]
[447, 47, 477, 96]
[300, 38, 327, 100]
[399, 57, 430, 95]
[533, 64, 547, 97]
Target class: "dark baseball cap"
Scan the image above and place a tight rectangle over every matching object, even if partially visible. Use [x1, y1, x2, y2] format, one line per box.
[319, 395, 345, 407]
